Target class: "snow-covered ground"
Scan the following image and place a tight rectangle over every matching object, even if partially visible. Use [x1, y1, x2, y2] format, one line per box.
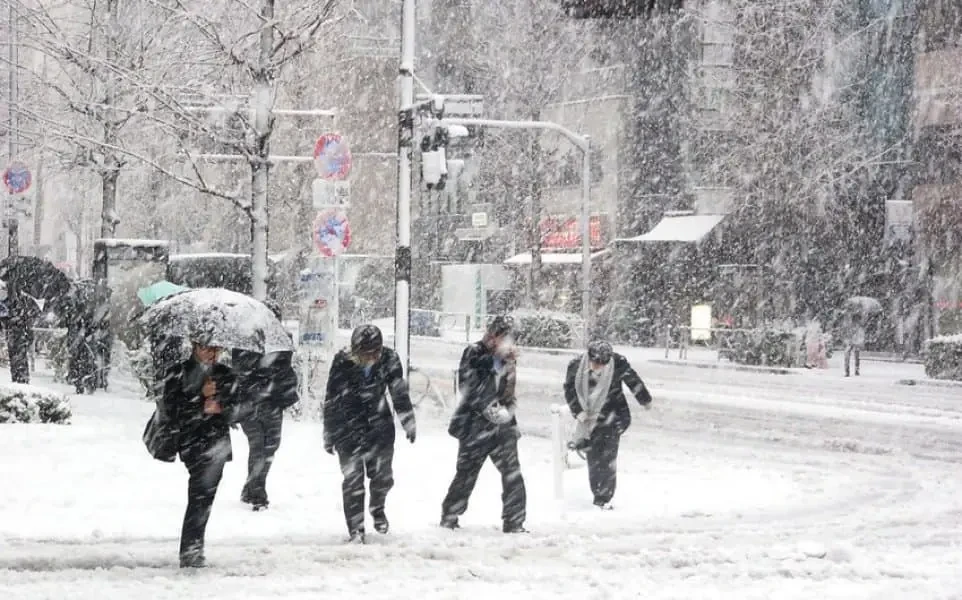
[2, 340, 962, 599]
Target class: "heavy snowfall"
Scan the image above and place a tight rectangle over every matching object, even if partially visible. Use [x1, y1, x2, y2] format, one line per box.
[3, 340, 962, 598]
[1, 0, 962, 598]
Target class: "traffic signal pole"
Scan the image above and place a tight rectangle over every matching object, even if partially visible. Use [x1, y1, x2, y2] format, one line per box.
[395, 0, 416, 376]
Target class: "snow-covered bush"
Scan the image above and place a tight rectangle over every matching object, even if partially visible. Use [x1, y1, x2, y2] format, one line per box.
[511, 310, 577, 349]
[0, 383, 72, 424]
[727, 329, 801, 368]
[924, 335, 962, 381]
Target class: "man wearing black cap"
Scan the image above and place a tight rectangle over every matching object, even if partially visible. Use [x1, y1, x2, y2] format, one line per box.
[563, 340, 652, 510]
[323, 324, 416, 543]
[441, 315, 527, 533]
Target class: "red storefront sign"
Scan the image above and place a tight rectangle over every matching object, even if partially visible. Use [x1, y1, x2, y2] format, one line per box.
[540, 216, 604, 250]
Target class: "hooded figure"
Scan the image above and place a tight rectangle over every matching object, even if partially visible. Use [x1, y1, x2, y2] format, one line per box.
[440, 316, 527, 534]
[234, 348, 299, 511]
[323, 325, 416, 543]
[563, 340, 652, 509]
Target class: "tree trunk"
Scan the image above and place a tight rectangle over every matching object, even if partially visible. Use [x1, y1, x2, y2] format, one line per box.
[250, 0, 275, 302]
[99, 0, 119, 239]
[100, 167, 119, 238]
[527, 109, 543, 308]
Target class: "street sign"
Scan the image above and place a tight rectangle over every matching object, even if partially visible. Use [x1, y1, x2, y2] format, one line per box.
[312, 178, 351, 208]
[3, 162, 31, 195]
[313, 133, 352, 181]
[471, 212, 488, 228]
[297, 265, 336, 350]
[312, 209, 351, 257]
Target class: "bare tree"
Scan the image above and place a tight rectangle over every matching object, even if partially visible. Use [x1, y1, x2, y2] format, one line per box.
[13, 0, 337, 299]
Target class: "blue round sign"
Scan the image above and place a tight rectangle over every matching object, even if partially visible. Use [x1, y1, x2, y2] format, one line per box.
[3, 162, 31, 195]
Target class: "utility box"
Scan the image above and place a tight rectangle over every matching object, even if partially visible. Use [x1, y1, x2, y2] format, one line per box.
[441, 264, 512, 330]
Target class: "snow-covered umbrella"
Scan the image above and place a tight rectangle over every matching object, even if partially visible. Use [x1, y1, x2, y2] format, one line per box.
[137, 280, 189, 306]
[141, 288, 294, 354]
[844, 296, 882, 315]
[0, 256, 71, 317]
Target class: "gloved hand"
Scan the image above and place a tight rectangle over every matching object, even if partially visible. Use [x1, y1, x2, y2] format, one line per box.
[324, 436, 335, 455]
[642, 401, 652, 411]
[404, 424, 417, 443]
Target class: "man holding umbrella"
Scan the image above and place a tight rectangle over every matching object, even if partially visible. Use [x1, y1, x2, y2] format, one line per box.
[324, 325, 416, 543]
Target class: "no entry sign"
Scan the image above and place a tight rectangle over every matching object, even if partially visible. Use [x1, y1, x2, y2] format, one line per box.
[3, 162, 31, 195]
[313, 133, 352, 181]
[312, 209, 351, 257]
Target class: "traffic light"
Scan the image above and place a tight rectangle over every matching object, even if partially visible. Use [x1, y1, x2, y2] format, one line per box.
[562, 0, 683, 18]
[420, 124, 471, 191]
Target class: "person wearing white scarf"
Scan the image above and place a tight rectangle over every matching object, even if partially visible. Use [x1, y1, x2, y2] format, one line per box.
[563, 340, 652, 509]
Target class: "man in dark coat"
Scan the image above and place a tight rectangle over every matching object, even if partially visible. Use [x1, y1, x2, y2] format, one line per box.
[323, 325, 416, 543]
[63, 280, 97, 394]
[563, 340, 652, 510]
[440, 316, 527, 533]
[234, 349, 298, 511]
[161, 338, 240, 568]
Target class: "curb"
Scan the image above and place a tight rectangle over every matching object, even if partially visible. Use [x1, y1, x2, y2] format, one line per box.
[381, 332, 582, 357]
[647, 358, 795, 376]
[895, 378, 962, 389]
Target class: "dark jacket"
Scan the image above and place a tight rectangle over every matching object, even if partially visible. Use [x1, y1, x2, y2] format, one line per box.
[232, 349, 299, 412]
[161, 357, 240, 461]
[563, 353, 651, 434]
[323, 347, 414, 451]
[448, 341, 519, 442]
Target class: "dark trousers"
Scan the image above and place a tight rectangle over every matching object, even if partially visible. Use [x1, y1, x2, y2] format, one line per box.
[441, 432, 527, 528]
[7, 325, 31, 384]
[585, 426, 621, 504]
[241, 406, 283, 504]
[844, 344, 861, 376]
[337, 443, 395, 534]
[179, 441, 228, 558]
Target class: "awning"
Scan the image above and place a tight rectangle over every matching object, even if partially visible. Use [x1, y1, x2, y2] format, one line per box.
[504, 250, 610, 265]
[616, 214, 725, 243]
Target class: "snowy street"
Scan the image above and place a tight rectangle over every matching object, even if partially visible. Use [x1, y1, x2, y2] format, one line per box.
[2, 340, 962, 599]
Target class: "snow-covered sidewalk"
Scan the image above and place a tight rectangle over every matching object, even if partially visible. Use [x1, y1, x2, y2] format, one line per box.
[2, 360, 962, 599]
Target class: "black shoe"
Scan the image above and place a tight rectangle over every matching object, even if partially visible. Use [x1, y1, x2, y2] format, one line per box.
[373, 514, 389, 534]
[594, 501, 614, 511]
[502, 523, 528, 534]
[439, 517, 460, 530]
[240, 491, 252, 504]
[179, 548, 206, 568]
[252, 501, 269, 512]
[348, 530, 367, 544]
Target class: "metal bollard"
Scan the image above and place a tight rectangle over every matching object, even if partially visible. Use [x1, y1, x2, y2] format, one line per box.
[549, 404, 566, 502]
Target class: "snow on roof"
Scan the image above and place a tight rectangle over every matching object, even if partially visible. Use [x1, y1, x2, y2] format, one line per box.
[617, 214, 725, 243]
[503, 250, 610, 265]
[169, 253, 250, 261]
[94, 238, 171, 248]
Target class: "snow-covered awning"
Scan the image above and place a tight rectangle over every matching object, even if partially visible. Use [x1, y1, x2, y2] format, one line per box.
[503, 250, 610, 265]
[616, 214, 725, 243]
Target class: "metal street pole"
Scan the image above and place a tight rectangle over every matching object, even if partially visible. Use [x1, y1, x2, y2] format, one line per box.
[395, 0, 416, 376]
[6, 0, 19, 257]
[440, 116, 593, 348]
[580, 136, 591, 345]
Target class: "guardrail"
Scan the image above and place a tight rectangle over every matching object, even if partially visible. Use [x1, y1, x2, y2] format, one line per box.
[665, 324, 806, 365]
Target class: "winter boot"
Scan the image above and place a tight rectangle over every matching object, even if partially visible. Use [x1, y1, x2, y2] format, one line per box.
[179, 544, 206, 569]
[439, 516, 460, 530]
[373, 512, 389, 534]
[348, 529, 367, 544]
[594, 500, 614, 511]
[502, 523, 529, 534]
